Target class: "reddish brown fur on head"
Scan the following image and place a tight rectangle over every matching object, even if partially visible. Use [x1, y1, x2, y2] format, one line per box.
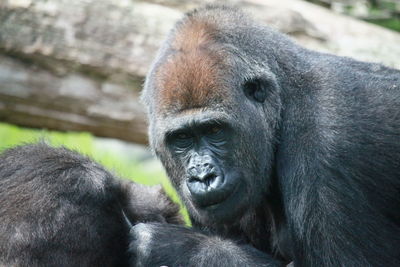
[154, 17, 229, 114]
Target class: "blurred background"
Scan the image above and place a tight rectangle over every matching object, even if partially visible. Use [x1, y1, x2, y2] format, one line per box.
[0, 0, 399, 220]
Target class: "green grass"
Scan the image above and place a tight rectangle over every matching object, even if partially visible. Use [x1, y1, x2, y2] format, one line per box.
[369, 18, 400, 32]
[0, 122, 190, 224]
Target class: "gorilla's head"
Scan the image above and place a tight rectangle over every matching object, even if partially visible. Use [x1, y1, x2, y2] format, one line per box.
[142, 6, 285, 226]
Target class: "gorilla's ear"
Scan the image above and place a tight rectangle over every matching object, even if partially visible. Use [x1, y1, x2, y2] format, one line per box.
[243, 78, 267, 103]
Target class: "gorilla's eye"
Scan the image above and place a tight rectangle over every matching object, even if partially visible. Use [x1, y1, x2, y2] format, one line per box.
[177, 132, 190, 140]
[243, 79, 267, 103]
[205, 125, 224, 142]
[169, 131, 193, 150]
[207, 126, 221, 135]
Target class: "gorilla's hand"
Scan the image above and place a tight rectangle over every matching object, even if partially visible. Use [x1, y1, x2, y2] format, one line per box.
[129, 223, 201, 267]
[129, 223, 283, 267]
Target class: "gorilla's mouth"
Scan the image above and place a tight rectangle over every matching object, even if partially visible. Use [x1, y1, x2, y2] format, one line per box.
[186, 172, 241, 209]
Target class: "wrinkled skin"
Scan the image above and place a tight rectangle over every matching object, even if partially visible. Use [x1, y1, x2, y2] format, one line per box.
[131, 5, 400, 267]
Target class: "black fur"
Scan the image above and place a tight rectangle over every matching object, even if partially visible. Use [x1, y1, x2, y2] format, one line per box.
[132, 5, 400, 267]
[0, 143, 183, 266]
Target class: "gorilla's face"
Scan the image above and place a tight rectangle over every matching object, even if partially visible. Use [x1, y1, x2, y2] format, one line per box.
[146, 70, 281, 225]
[143, 18, 281, 225]
[151, 108, 272, 225]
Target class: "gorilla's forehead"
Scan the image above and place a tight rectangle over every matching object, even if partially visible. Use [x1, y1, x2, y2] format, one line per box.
[154, 50, 229, 113]
[153, 18, 231, 114]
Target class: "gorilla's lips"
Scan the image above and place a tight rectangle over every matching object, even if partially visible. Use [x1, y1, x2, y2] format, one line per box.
[186, 173, 240, 208]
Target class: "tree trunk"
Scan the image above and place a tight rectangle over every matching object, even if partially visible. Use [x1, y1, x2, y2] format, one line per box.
[0, 54, 149, 144]
[0, 0, 182, 145]
[0, 0, 399, 145]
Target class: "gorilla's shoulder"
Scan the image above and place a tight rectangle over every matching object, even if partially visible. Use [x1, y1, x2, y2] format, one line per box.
[0, 143, 114, 196]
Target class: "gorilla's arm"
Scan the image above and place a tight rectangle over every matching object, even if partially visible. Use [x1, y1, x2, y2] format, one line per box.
[129, 223, 283, 267]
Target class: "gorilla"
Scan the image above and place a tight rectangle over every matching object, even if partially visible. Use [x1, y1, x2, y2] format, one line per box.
[130, 5, 400, 267]
[0, 143, 183, 266]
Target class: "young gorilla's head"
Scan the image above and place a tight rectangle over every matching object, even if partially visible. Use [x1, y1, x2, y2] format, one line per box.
[142, 6, 285, 226]
[0, 143, 183, 266]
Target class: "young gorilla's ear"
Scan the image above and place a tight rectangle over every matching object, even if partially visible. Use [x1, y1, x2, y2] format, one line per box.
[118, 180, 184, 225]
[243, 78, 267, 103]
[243, 77, 278, 103]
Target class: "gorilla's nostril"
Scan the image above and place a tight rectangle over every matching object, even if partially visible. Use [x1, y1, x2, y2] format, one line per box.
[188, 167, 198, 177]
[189, 171, 217, 184]
[187, 172, 223, 192]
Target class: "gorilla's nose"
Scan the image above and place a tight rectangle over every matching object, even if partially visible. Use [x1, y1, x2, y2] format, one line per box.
[187, 164, 221, 187]
[186, 161, 226, 207]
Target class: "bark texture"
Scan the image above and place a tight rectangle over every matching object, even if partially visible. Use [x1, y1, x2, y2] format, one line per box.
[0, 0, 399, 144]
